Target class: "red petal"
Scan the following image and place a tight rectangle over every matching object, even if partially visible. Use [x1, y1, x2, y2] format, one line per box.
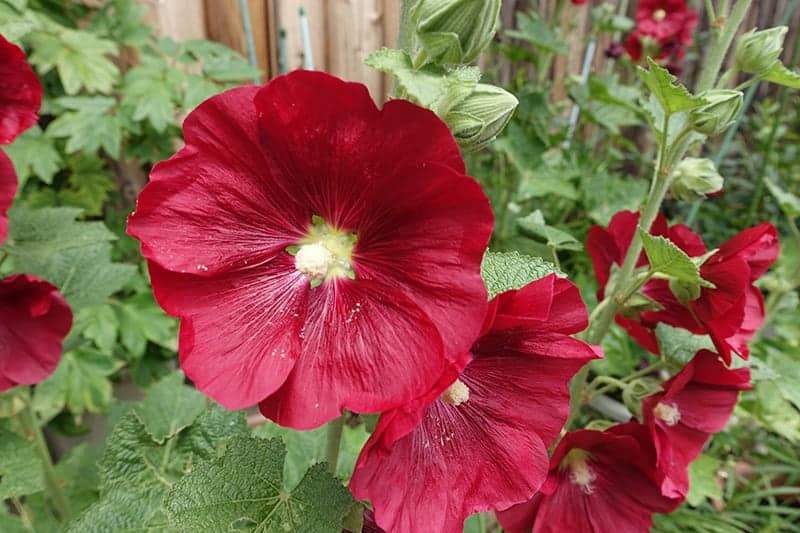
[0, 274, 71, 391]
[0, 151, 16, 244]
[668, 224, 706, 256]
[716, 223, 779, 281]
[0, 36, 41, 144]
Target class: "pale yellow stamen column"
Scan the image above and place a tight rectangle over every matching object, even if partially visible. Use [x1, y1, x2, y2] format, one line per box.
[441, 379, 470, 406]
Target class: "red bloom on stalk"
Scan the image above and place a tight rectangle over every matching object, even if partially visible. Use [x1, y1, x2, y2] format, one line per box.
[643, 350, 750, 498]
[0, 35, 42, 144]
[127, 70, 494, 429]
[497, 423, 681, 533]
[0, 275, 72, 392]
[586, 211, 779, 362]
[350, 275, 599, 533]
[635, 0, 698, 45]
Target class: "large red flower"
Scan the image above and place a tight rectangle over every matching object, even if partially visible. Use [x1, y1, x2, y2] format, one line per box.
[0, 151, 15, 244]
[586, 211, 778, 362]
[643, 350, 751, 498]
[127, 70, 494, 429]
[635, 0, 698, 45]
[0, 35, 42, 145]
[0, 274, 72, 392]
[349, 275, 599, 533]
[497, 423, 681, 533]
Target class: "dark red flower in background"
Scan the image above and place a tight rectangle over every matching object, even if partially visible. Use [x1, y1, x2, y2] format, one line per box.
[498, 423, 681, 533]
[0, 275, 72, 392]
[587, 211, 778, 363]
[643, 349, 750, 498]
[0, 151, 14, 244]
[127, 70, 494, 429]
[350, 275, 599, 533]
[624, 0, 697, 69]
[0, 35, 41, 144]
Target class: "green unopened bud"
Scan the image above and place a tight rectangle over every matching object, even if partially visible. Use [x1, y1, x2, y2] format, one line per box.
[734, 26, 787, 75]
[690, 90, 743, 136]
[411, 0, 501, 66]
[445, 83, 518, 151]
[670, 158, 724, 202]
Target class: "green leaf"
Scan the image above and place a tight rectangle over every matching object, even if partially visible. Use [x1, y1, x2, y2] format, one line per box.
[74, 304, 119, 354]
[32, 348, 121, 420]
[28, 27, 119, 95]
[46, 97, 122, 158]
[686, 454, 722, 506]
[113, 292, 177, 358]
[481, 250, 560, 299]
[365, 48, 480, 116]
[504, 11, 567, 54]
[164, 436, 354, 532]
[654, 323, 714, 366]
[582, 171, 648, 226]
[639, 229, 710, 287]
[59, 155, 116, 216]
[134, 372, 206, 444]
[0, 426, 44, 499]
[122, 58, 179, 132]
[766, 351, 800, 411]
[764, 178, 800, 218]
[637, 58, 708, 115]
[762, 61, 800, 88]
[517, 210, 582, 251]
[253, 419, 370, 488]
[4, 125, 61, 187]
[6, 207, 136, 309]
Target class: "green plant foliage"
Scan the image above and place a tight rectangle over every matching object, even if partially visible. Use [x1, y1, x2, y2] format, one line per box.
[655, 324, 715, 366]
[481, 250, 560, 299]
[164, 437, 355, 533]
[0, 426, 44, 500]
[638, 58, 708, 115]
[3, 126, 61, 187]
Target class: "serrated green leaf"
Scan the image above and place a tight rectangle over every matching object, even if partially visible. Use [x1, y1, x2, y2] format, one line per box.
[517, 210, 582, 251]
[4, 125, 61, 187]
[655, 323, 714, 366]
[6, 207, 136, 309]
[122, 59, 178, 132]
[74, 304, 119, 354]
[764, 178, 800, 218]
[113, 292, 177, 358]
[504, 11, 567, 54]
[164, 436, 354, 533]
[32, 348, 120, 420]
[481, 250, 560, 299]
[686, 454, 722, 507]
[46, 97, 122, 158]
[134, 372, 206, 444]
[582, 171, 648, 226]
[762, 61, 800, 88]
[638, 58, 707, 115]
[28, 27, 119, 95]
[0, 426, 44, 499]
[639, 229, 709, 287]
[365, 48, 479, 116]
[59, 155, 116, 216]
[253, 419, 370, 488]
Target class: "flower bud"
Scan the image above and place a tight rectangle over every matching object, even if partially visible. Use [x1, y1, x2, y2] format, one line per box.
[411, 0, 502, 66]
[445, 83, 518, 151]
[690, 89, 743, 136]
[734, 26, 787, 76]
[670, 157, 724, 202]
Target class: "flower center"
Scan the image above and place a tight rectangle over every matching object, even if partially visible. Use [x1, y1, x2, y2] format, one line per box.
[654, 402, 681, 426]
[291, 216, 356, 286]
[653, 8, 667, 21]
[561, 449, 596, 494]
[440, 379, 470, 406]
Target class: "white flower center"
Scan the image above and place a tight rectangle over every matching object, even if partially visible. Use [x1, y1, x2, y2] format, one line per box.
[654, 402, 681, 426]
[562, 449, 596, 494]
[441, 379, 470, 406]
[653, 8, 667, 21]
[295, 242, 335, 280]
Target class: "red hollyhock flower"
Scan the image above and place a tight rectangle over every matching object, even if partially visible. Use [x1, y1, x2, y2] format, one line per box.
[0, 35, 42, 145]
[635, 0, 698, 45]
[643, 350, 750, 498]
[0, 274, 72, 392]
[127, 70, 494, 429]
[349, 275, 599, 533]
[0, 151, 15, 244]
[586, 211, 779, 362]
[497, 423, 681, 533]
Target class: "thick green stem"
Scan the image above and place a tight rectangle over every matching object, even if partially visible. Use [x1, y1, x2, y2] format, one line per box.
[19, 404, 69, 521]
[695, 0, 753, 93]
[325, 416, 345, 475]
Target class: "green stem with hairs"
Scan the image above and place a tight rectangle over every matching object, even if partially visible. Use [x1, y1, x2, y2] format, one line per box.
[18, 404, 69, 521]
[695, 0, 753, 93]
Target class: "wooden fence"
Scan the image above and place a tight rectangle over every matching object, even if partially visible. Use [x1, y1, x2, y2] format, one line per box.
[140, 0, 800, 103]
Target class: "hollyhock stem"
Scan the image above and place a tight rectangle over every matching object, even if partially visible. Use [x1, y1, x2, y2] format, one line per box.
[325, 415, 345, 475]
[18, 404, 69, 521]
[695, 0, 753, 92]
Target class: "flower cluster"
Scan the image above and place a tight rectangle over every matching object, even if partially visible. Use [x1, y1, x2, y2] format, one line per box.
[587, 210, 779, 362]
[129, 70, 601, 532]
[622, 0, 699, 74]
[0, 35, 71, 392]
